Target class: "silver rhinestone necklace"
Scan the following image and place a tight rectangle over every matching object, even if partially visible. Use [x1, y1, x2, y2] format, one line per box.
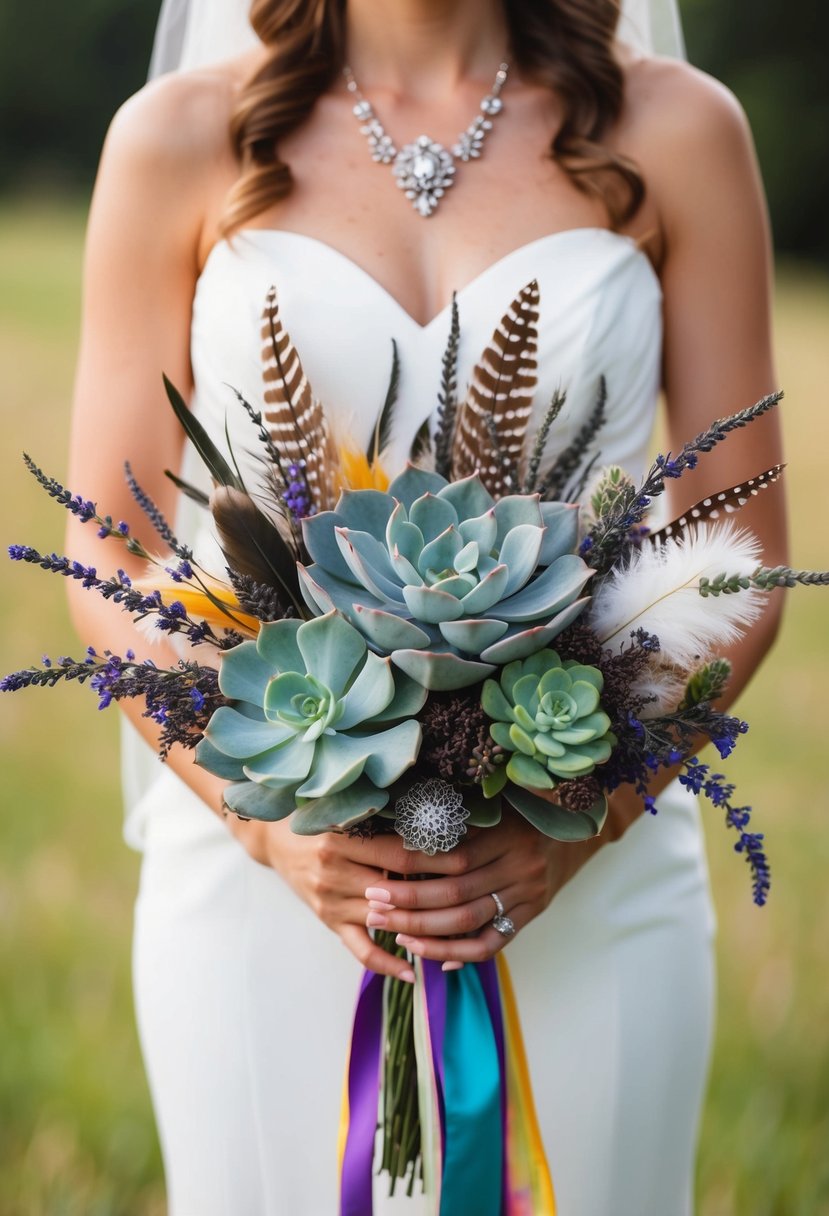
[343, 61, 509, 218]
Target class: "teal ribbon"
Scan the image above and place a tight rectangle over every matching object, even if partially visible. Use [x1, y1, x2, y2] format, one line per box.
[440, 966, 503, 1216]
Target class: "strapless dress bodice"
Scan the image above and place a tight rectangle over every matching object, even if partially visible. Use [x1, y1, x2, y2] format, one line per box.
[187, 226, 663, 495]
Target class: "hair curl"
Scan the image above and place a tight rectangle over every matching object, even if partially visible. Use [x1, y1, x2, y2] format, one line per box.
[221, 0, 643, 236]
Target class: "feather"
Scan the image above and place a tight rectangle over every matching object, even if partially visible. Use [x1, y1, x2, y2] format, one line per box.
[164, 469, 210, 507]
[210, 485, 303, 610]
[163, 374, 243, 490]
[589, 520, 765, 671]
[647, 463, 786, 545]
[131, 571, 260, 640]
[452, 279, 540, 495]
[409, 417, 433, 467]
[260, 286, 340, 511]
[369, 339, 400, 464]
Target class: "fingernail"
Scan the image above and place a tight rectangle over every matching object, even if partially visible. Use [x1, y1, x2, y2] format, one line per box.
[442, 961, 464, 972]
[366, 911, 388, 928]
[368, 900, 395, 911]
[365, 887, 391, 902]
[399, 968, 416, 984]
[395, 934, 415, 947]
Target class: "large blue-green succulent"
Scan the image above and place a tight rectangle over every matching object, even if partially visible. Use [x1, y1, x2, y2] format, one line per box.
[298, 468, 593, 689]
[196, 611, 425, 830]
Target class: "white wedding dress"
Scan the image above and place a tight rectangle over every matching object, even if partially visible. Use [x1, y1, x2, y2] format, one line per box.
[127, 225, 716, 1216]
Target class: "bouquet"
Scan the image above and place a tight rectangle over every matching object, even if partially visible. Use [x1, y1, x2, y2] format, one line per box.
[6, 278, 827, 1214]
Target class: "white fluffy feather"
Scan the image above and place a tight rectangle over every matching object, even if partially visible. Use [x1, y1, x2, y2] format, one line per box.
[589, 521, 764, 670]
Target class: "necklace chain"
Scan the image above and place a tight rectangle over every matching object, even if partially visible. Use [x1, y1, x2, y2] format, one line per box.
[342, 61, 509, 218]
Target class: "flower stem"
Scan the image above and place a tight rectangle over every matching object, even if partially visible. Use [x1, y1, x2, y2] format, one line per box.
[374, 929, 421, 1195]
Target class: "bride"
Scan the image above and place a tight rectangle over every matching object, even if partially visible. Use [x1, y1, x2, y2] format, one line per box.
[65, 0, 786, 1212]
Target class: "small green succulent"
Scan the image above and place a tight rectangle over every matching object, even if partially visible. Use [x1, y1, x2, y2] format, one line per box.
[298, 468, 592, 690]
[482, 649, 616, 792]
[196, 611, 425, 831]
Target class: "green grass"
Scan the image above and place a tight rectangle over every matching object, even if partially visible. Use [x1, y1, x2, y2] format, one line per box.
[1, 201, 828, 1215]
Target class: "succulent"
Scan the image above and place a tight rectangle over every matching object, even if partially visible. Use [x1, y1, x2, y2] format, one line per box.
[196, 611, 425, 830]
[478, 648, 614, 840]
[298, 468, 593, 690]
[482, 648, 616, 790]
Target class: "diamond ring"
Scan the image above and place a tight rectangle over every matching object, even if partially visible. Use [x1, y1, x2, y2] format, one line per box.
[490, 892, 516, 938]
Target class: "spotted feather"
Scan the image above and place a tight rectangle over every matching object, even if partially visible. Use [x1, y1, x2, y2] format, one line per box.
[260, 285, 340, 511]
[647, 463, 786, 546]
[451, 279, 540, 495]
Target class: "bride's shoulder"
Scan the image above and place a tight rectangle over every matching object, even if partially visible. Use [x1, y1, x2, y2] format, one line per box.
[618, 54, 763, 240]
[100, 53, 254, 188]
[624, 53, 752, 145]
[620, 53, 757, 179]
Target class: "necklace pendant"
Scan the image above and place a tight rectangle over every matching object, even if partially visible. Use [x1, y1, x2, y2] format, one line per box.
[392, 135, 455, 218]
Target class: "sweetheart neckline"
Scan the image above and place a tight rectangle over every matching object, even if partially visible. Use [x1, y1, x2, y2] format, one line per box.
[200, 225, 662, 332]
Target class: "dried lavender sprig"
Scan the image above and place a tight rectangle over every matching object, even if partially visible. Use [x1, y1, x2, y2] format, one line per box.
[699, 565, 829, 596]
[227, 569, 298, 623]
[537, 376, 607, 502]
[522, 388, 566, 493]
[433, 294, 460, 478]
[7, 546, 221, 646]
[584, 391, 784, 577]
[123, 460, 188, 556]
[680, 758, 770, 905]
[230, 387, 286, 475]
[2, 648, 225, 761]
[22, 454, 153, 556]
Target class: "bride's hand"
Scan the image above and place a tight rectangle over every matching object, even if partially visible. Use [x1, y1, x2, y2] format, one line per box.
[224, 814, 476, 982]
[363, 794, 641, 967]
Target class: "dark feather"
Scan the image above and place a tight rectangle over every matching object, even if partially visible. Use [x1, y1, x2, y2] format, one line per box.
[210, 486, 302, 610]
[647, 463, 786, 545]
[164, 470, 210, 507]
[452, 279, 540, 495]
[409, 417, 432, 465]
[369, 339, 400, 463]
[163, 373, 243, 490]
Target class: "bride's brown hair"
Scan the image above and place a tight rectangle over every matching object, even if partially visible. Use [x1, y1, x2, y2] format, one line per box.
[221, 0, 643, 235]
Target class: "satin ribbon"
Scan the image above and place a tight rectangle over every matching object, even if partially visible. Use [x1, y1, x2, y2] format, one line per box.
[339, 957, 555, 1215]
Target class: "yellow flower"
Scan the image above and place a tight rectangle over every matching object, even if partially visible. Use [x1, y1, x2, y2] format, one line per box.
[338, 443, 390, 492]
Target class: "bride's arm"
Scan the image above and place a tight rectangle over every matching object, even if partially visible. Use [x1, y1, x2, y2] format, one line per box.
[66, 72, 426, 982]
[372, 63, 789, 964]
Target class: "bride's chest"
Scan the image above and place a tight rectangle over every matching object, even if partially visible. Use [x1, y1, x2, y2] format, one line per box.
[201, 90, 662, 329]
[189, 227, 664, 486]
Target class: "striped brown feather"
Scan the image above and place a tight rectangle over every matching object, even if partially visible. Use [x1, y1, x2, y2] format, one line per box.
[451, 279, 540, 495]
[261, 286, 340, 511]
[647, 463, 786, 545]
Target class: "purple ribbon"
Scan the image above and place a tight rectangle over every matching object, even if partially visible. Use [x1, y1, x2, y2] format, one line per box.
[339, 969, 384, 1216]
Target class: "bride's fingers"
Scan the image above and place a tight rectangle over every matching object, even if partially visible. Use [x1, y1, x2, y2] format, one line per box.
[368, 861, 537, 913]
[338, 924, 416, 983]
[392, 902, 533, 964]
[365, 888, 523, 940]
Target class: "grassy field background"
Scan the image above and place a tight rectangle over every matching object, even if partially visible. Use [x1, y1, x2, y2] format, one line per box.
[0, 201, 827, 1215]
